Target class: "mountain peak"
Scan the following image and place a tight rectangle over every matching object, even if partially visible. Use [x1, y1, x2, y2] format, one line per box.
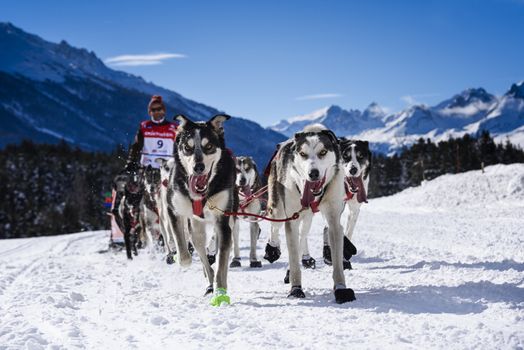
[505, 81, 524, 99]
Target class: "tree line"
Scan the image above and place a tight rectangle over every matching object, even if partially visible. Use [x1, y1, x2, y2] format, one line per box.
[1, 131, 523, 238]
[368, 131, 524, 196]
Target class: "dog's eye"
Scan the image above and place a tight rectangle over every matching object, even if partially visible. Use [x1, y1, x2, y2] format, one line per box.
[318, 149, 327, 157]
[183, 144, 192, 152]
[357, 152, 363, 159]
[203, 143, 213, 151]
[299, 151, 307, 158]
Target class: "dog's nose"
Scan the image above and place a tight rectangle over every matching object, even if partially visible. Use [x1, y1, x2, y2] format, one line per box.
[239, 177, 247, 186]
[349, 167, 358, 176]
[194, 163, 205, 174]
[309, 169, 320, 181]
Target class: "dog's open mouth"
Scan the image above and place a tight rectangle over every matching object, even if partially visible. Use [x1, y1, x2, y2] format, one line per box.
[345, 175, 368, 203]
[189, 174, 209, 195]
[301, 176, 326, 208]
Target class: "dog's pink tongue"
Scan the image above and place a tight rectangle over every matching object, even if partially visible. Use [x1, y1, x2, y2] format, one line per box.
[351, 176, 368, 203]
[190, 174, 208, 194]
[301, 180, 321, 208]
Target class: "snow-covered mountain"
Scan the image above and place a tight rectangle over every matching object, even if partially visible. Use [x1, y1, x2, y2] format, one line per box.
[272, 103, 386, 137]
[272, 85, 524, 154]
[0, 22, 286, 167]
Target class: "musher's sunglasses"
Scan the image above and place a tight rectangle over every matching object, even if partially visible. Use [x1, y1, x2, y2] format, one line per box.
[151, 107, 164, 112]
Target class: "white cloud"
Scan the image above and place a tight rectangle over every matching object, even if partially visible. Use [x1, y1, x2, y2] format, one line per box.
[295, 93, 342, 101]
[104, 53, 186, 67]
[401, 93, 440, 106]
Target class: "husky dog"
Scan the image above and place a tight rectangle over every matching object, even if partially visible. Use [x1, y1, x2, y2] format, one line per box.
[267, 124, 355, 303]
[140, 165, 163, 251]
[323, 138, 371, 268]
[165, 114, 237, 306]
[115, 169, 144, 260]
[156, 158, 195, 264]
[230, 156, 263, 268]
[156, 158, 178, 262]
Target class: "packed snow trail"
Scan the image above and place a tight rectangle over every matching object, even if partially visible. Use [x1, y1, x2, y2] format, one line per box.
[1, 164, 523, 349]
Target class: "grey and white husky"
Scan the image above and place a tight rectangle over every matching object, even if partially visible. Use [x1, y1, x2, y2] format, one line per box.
[165, 114, 238, 306]
[230, 156, 263, 268]
[266, 124, 355, 303]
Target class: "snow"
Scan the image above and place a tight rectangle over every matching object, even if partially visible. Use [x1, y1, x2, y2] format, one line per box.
[1, 164, 523, 349]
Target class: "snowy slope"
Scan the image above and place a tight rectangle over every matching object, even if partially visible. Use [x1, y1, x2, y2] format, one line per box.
[1, 164, 523, 349]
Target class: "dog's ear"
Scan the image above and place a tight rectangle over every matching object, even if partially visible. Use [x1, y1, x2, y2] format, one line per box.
[175, 114, 193, 129]
[321, 130, 338, 146]
[294, 132, 305, 141]
[208, 114, 231, 135]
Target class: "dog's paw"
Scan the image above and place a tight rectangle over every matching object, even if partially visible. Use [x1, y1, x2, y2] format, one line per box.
[301, 256, 316, 269]
[264, 243, 281, 263]
[323, 245, 332, 266]
[343, 236, 357, 260]
[210, 288, 230, 307]
[283, 269, 290, 284]
[229, 257, 241, 268]
[250, 260, 262, 268]
[288, 285, 305, 299]
[334, 288, 356, 304]
[343, 259, 352, 270]
[207, 254, 216, 266]
[166, 252, 177, 265]
[204, 285, 214, 296]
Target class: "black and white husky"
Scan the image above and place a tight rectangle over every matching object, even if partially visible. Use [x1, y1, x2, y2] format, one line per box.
[165, 114, 237, 306]
[230, 156, 263, 268]
[140, 166, 162, 251]
[323, 138, 371, 268]
[115, 169, 144, 260]
[267, 124, 355, 303]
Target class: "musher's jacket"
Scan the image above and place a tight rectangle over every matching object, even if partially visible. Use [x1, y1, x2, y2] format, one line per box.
[126, 119, 177, 169]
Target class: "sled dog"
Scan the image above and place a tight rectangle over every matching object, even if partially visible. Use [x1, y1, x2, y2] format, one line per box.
[230, 156, 263, 268]
[116, 169, 144, 260]
[266, 124, 355, 303]
[323, 138, 370, 268]
[165, 114, 237, 306]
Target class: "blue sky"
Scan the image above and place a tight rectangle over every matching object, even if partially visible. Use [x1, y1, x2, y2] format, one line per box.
[2, 0, 523, 126]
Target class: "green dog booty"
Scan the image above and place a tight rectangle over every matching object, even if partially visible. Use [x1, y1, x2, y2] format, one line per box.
[210, 288, 230, 306]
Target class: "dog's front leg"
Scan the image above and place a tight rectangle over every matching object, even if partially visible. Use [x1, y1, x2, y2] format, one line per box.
[166, 207, 191, 266]
[299, 212, 315, 269]
[324, 209, 356, 303]
[285, 219, 305, 298]
[123, 210, 134, 260]
[249, 221, 262, 267]
[191, 218, 215, 293]
[215, 215, 232, 290]
[345, 203, 361, 242]
[210, 215, 232, 306]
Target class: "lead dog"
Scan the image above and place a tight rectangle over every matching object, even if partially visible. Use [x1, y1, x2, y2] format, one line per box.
[165, 114, 237, 306]
[230, 156, 263, 268]
[267, 124, 355, 303]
